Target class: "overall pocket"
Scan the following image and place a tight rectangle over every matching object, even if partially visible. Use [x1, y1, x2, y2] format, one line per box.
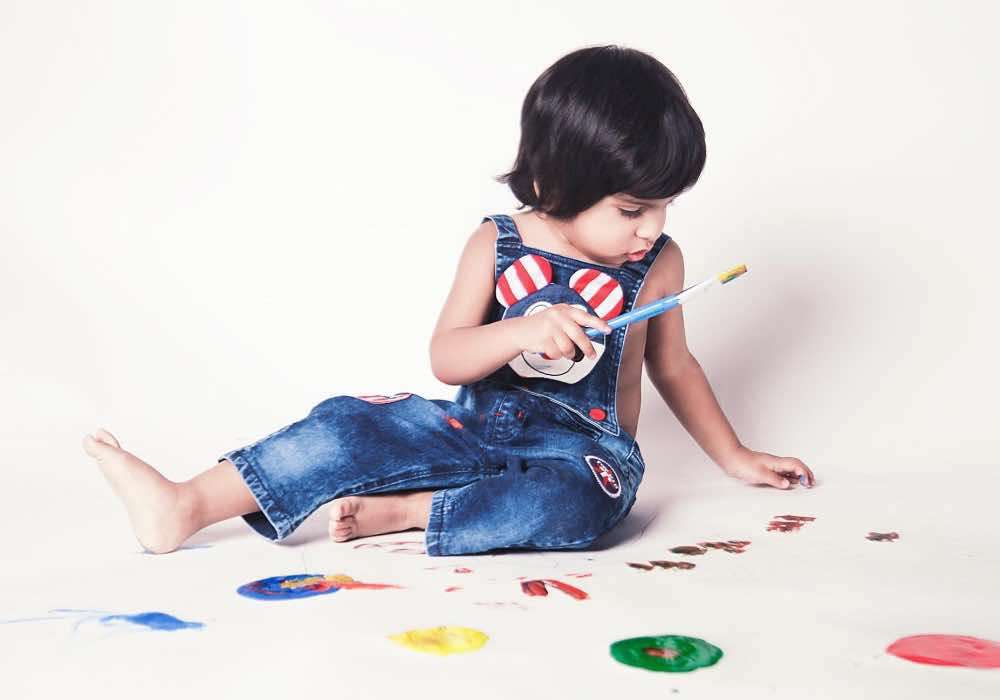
[549, 401, 605, 441]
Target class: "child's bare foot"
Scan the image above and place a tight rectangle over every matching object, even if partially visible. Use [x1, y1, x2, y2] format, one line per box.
[82, 428, 196, 554]
[327, 492, 433, 542]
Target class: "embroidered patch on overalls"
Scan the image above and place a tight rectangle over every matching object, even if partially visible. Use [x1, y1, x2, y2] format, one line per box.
[495, 253, 553, 307]
[496, 259, 624, 385]
[584, 455, 622, 498]
[356, 392, 413, 404]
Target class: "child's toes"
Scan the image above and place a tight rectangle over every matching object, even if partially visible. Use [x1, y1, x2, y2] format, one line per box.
[82, 433, 114, 460]
[330, 516, 357, 541]
[95, 428, 121, 448]
[328, 497, 360, 521]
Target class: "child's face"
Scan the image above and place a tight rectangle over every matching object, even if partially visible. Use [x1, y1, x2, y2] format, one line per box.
[559, 193, 675, 267]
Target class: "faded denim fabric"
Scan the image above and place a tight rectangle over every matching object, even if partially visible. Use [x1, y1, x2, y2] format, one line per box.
[220, 214, 669, 556]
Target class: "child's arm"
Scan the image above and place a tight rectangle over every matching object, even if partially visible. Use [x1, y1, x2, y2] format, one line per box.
[429, 224, 523, 385]
[643, 241, 815, 488]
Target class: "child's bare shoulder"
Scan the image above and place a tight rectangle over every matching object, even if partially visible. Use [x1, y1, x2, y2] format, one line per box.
[643, 236, 685, 298]
[433, 219, 502, 335]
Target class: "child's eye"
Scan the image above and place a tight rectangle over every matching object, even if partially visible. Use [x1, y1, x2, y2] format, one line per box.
[619, 208, 644, 219]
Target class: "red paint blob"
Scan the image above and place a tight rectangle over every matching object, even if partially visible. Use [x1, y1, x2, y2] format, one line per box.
[543, 579, 589, 600]
[445, 416, 464, 430]
[588, 407, 607, 421]
[519, 579, 589, 600]
[521, 580, 548, 597]
[453, 567, 472, 574]
[887, 634, 1000, 668]
[644, 647, 679, 659]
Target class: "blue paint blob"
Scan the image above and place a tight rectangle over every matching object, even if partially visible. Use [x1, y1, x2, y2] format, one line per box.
[99, 612, 204, 631]
[237, 573, 341, 600]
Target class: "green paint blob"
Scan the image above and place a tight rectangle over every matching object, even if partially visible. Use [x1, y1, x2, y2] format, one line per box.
[610, 635, 723, 672]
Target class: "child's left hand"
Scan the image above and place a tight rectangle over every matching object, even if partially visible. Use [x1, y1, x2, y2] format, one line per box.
[720, 447, 816, 489]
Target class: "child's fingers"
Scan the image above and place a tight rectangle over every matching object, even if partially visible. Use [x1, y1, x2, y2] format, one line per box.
[569, 307, 612, 333]
[560, 319, 598, 359]
[541, 336, 574, 360]
[777, 458, 814, 487]
[759, 466, 790, 489]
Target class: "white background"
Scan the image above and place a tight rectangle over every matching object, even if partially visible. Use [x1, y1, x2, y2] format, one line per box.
[2, 2, 999, 698]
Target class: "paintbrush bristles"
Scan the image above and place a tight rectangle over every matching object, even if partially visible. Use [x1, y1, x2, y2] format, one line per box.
[718, 264, 748, 284]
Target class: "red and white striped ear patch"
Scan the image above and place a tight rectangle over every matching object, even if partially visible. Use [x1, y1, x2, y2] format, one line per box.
[496, 254, 553, 308]
[569, 269, 624, 320]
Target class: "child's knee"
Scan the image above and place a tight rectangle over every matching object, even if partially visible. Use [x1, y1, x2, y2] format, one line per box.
[518, 467, 621, 548]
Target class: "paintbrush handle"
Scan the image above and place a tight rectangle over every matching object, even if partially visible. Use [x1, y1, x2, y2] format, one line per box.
[582, 274, 730, 339]
[532, 264, 746, 360]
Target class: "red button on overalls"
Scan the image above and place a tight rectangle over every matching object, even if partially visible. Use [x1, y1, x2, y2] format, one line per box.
[588, 407, 607, 421]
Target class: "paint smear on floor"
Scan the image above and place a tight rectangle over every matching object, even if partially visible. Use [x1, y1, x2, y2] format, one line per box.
[650, 560, 696, 570]
[887, 634, 1000, 668]
[610, 635, 724, 672]
[767, 515, 816, 532]
[99, 612, 204, 632]
[699, 540, 751, 553]
[353, 540, 426, 555]
[669, 545, 707, 555]
[520, 579, 589, 600]
[237, 573, 401, 600]
[389, 626, 488, 655]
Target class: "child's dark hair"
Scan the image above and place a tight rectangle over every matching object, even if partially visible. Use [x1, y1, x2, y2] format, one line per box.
[497, 45, 706, 220]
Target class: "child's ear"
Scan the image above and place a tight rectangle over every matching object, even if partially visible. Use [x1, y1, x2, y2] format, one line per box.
[496, 254, 553, 308]
[569, 268, 624, 319]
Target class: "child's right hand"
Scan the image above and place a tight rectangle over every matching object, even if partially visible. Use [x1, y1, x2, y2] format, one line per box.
[511, 304, 612, 360]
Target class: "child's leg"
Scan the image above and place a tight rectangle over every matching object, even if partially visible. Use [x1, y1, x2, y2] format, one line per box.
[83, 428, 258, 554]
[423, 449, 638, 556]
[84, 392, 492, 553]
[218, 393, 491, 544]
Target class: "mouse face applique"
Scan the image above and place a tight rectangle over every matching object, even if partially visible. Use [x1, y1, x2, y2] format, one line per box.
[496, 254, 624, 385]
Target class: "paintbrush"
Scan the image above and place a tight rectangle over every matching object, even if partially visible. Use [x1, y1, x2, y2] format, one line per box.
[583, 263, 748, 340]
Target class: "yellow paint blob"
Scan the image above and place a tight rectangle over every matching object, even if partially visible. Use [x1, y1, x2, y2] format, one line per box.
[389, 626, 489, 655]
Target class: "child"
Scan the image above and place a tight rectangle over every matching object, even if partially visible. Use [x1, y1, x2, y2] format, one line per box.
[83, 45, 814, 556]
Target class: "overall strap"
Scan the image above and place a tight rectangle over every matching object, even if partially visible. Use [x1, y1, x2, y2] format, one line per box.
[482, 214, 521, 244]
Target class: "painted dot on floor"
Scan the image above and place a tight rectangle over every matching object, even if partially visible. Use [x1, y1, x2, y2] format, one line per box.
[887, 634, 1000, 668]
[236, 573, 399, 600]
[99, 612, 204, 631]
[237, 573, 342, 600]
[610, 635, 723, 673]
[389, 626, 489, 655]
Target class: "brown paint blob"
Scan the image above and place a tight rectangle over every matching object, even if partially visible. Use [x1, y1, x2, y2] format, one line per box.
[669, 545, 707, 556]
[867, 531, 899, 541]
[699, 540, 751, 554]
[649, 560, 696, 570]
[768, 514, 816, 532]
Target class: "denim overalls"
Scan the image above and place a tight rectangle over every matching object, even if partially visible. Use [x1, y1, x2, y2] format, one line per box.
[219, 214, 670, 556]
